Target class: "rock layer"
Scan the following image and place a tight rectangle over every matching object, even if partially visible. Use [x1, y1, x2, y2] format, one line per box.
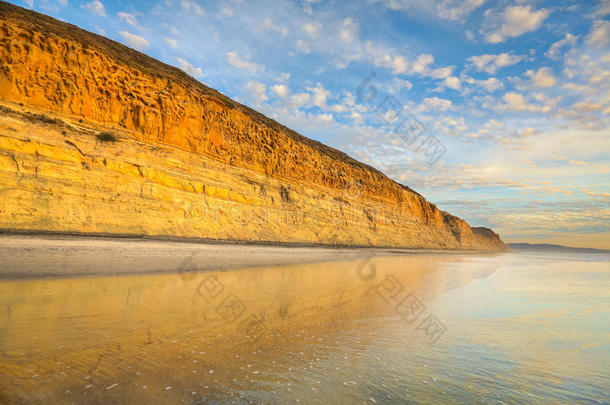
[0, 2, 505, 250]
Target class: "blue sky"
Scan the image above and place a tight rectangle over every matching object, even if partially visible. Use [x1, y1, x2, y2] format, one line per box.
[14, 0, 610, 248]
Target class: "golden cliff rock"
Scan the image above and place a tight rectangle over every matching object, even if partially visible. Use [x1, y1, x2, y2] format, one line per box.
[0, 2, 505, 250]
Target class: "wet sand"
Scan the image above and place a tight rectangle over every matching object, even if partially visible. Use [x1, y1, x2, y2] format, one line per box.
[0, 233, 491, 279]
[1, 249, 608, 404]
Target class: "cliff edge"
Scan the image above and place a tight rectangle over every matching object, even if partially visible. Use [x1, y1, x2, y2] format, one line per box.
[0, 1, 505, 250]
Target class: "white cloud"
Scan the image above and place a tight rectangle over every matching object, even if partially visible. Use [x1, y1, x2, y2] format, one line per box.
[503, 92, 530, 111]
[562, 82, 588, 92]
[373, 53, 409, 74]
[351, 111, 364, 125]
[181, 0, 204, 15]
[422, 97, 452, 111]
[23, 0, 33, 8]
[370, 0, 483, 21]
[303, 22, 322, 38]
[525, 67, 557, 88]
[271, 84, 290, 97]
[302, 0, 321, 14]
[485, 6, 549, 43]
[259, 18, 288, 36]
[410, 54, 434, 75]
[587, 20, 610, 47]
[518, 127, 536, 138]
[388, 78, 413, 93]
[177, 58, 203, 78]
[467, 118, 504, 139]
[444, 76, 461, 90]
[436, 0, 485, 21]
[226, 52, 264, 72]
[295, 40, 311, 54]
[165, 37, 178, 48]
[463, 76, 504, 93]
[313, 113, 334, 126]
[287, 93, 311, 110]
[219, 6, 233, 17]
[572, 102, 603, 112]
[499, 92, 556, 113]
[430, 66, 454, 79]
[433, 116, 468, 138]
[118, 31, 149, 51]
[545, 33, 579, 60]
[364, 46, 454, 80]
[245, 81, 268, 104]
[339, 17, 359, 43]
[306, 82, 331, 109]
[117, 12, 137, 26]
[468, 52, 523, 74]
[479, 77, 503, 92]
[85, 0, 106, 17]
[373, 52, 442, 77]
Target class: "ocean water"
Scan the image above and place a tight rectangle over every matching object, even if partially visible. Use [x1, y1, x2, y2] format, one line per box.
[0, 250, 608, 404]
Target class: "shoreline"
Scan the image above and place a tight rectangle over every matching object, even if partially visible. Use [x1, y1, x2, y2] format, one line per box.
[0, 228, 507, 251]
[0, 231, 505, 280]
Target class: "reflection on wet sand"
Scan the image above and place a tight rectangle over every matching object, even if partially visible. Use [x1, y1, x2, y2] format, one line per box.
[0, 254, 499, 404]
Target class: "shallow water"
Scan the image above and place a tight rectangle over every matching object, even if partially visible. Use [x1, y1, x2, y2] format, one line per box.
[0, 251, 608, 404]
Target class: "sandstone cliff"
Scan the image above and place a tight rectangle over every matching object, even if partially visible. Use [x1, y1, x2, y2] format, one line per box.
[0, 2, 505, 250]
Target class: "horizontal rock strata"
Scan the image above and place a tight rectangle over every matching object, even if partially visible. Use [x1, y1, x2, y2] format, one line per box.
[0, 2, 505, 250]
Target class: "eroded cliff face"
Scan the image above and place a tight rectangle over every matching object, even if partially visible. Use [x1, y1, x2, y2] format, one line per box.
[0, 2, 505, 250]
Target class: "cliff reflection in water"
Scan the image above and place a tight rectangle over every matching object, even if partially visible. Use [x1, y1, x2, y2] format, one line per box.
[0, 253, 495, 404]
[3, 252, 608, 404]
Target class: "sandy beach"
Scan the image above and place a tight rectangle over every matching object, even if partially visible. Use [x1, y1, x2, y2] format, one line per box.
[0, 233, 490, 279]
